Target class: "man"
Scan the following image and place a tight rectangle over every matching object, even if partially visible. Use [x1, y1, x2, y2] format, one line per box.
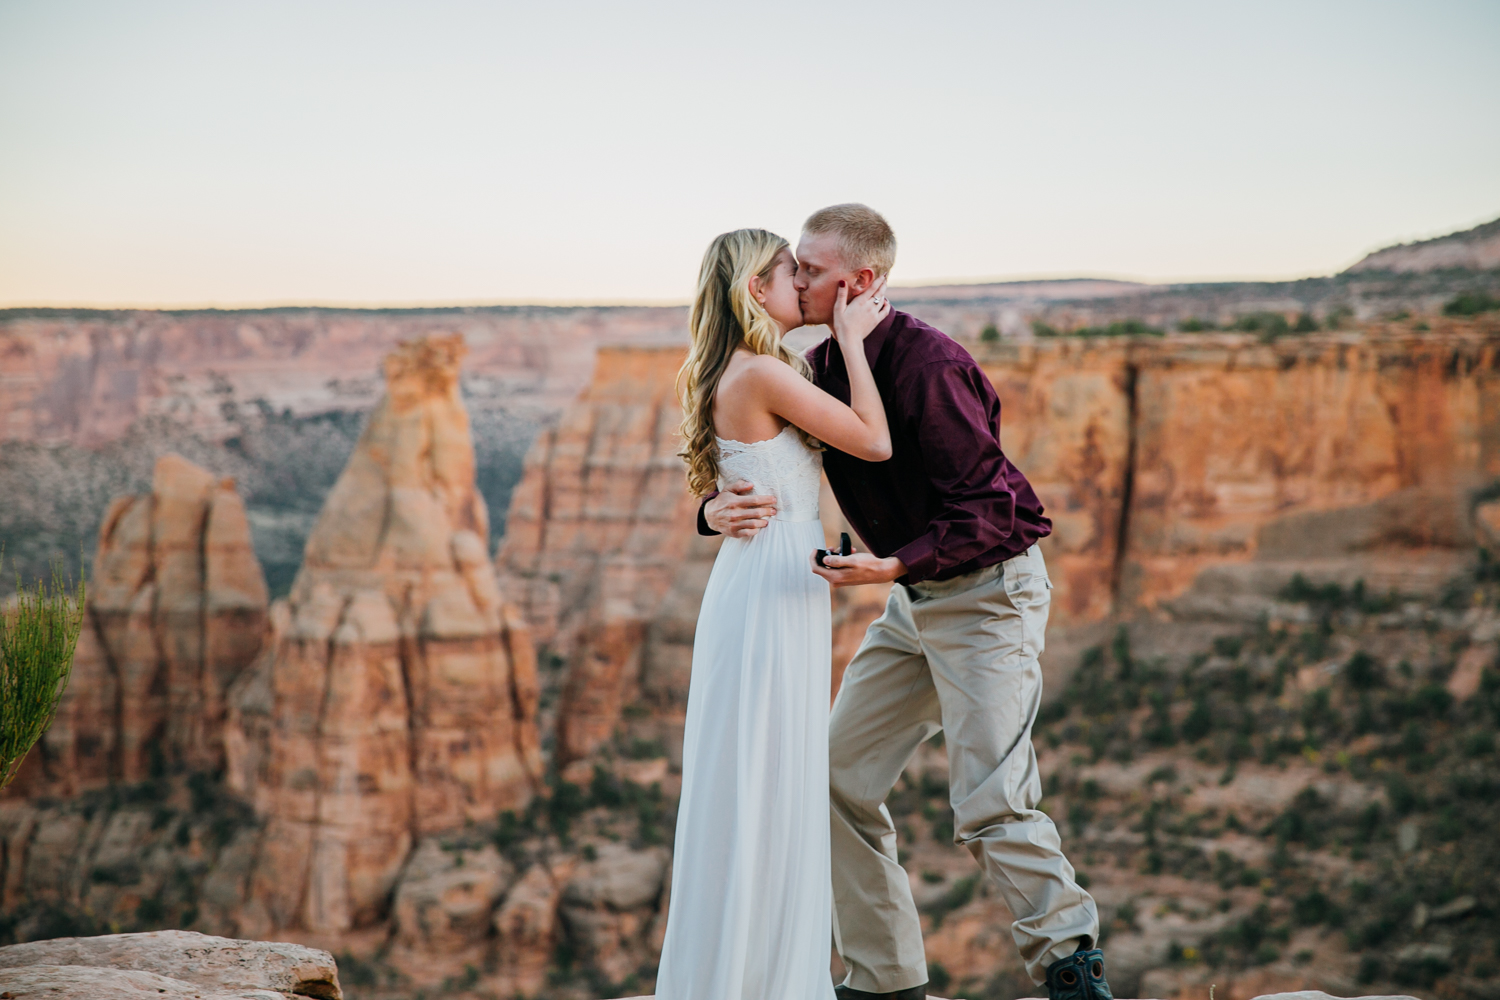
[699, 204, 1111, 1000]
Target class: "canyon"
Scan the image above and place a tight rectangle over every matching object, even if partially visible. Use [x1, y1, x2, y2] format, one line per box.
[0, 309, 1497, 1000]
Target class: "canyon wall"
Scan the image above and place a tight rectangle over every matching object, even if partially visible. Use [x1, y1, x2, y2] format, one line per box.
[494, 348, 702, 767]
[0, 306, 688, 447]
[1120, 325, 1500, 610]
[2, 319, 1498, 1000]
[498, 317, 1500, 779]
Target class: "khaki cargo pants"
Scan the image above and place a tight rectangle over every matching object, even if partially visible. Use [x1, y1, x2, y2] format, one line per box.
[829, 545, 1099, 990]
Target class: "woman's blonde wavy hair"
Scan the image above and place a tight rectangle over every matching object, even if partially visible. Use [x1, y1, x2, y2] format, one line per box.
[677, 229, 815, 497]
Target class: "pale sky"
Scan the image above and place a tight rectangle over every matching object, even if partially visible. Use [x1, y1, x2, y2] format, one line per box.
[2, 1, 1497, 307]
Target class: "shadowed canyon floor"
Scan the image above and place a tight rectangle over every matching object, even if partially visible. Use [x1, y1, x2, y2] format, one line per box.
[1, 314, 1498, 1000]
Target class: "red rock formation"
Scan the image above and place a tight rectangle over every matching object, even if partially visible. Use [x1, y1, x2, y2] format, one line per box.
[497, 346, 706, 766]
[11, 454, 269, 796]
[980, 338, 1134, 626]
[501, 320, 1500, 748]
[225, 335, 543, 937]
[1122, 325, 1500, 609]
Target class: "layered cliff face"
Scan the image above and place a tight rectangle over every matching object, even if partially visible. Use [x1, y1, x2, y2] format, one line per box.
[12, 453, 268, 797]
[1122, 325, 1500, 613]
[0, 306, 689, 448]
[504, 319, 1500, 776]
[496, 347, 709, 766]
[224, 335, 543, 938]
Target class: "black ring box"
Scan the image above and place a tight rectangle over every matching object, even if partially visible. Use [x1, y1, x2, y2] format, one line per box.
[815, 532, 852, 567]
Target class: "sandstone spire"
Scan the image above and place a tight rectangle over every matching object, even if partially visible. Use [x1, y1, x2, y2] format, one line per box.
[226, 334, 542, 935]
[11, 454, 268, 796]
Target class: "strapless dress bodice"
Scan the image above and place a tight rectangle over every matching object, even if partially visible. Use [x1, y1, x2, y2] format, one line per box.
[715, 425, 822, 523]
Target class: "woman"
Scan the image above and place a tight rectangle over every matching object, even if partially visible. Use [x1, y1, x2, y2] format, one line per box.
[655, 229, 891, 1000]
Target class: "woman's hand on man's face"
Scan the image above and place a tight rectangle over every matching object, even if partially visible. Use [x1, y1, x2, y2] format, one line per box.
[831, 275, 890, 346]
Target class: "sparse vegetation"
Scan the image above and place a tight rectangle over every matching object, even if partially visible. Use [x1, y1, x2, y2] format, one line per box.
[1072, 319, 1164, 337]
[1443, 290, 1500, 316]
[1009, 555, 1500, 997]
[1233, 312, 1290, 339]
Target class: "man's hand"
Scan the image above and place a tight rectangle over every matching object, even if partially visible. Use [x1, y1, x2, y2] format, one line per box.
[810, 551, 906, 587]
[704, 480, 778, 539]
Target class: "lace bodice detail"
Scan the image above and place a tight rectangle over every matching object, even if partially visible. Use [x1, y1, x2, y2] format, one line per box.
[715, 425, 822, 523]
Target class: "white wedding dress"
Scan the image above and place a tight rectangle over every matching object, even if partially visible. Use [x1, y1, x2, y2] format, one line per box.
[655, 424, 837, 1000]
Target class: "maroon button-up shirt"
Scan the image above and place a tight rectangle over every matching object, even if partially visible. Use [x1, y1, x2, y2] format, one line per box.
[698, 309, 1050, 584]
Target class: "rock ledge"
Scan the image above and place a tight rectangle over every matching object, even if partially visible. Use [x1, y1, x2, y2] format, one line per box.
[0, 930, 341, 1000]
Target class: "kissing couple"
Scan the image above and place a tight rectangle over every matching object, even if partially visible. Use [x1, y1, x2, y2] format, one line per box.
[652, 205, 1112, 1000]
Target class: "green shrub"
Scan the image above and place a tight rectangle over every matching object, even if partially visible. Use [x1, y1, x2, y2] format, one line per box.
[0, 563, 85, 788]
[1233, 312, 1290, 337]
[1294, 312, 1319, 332]
[922, 874, 978, 927]
[1442, 291, 1499, 316]
[1181, 698, 1213, 742]
[1178, 318, 1214, 332]
[1326, 305, 1354, 329]
[927, 962, 952, 994]
[980, 323, 1000, 343]
[1345, 652, 1382, 690]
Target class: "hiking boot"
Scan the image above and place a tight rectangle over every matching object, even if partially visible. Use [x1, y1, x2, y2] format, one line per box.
[835, 984, 927, 1000]
[1045, 948, 1113, 1000]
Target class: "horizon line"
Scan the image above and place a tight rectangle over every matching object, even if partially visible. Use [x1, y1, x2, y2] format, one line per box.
[0, 267, 1357, 314]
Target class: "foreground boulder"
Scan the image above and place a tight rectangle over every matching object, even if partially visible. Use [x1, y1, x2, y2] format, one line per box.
[0, 930, 340, 999]
[0, 964, 287, 999]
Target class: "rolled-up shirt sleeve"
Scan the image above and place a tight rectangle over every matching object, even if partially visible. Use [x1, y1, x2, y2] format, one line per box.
[890, 362, 1018, 583]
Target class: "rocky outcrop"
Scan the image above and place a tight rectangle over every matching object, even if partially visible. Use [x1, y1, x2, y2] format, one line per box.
[224, 335, 543, 937]
[10, 453, 269, 797]
[1348, 215, 1500, 273]
[557, 843, 671, 985]
[497, 346, 710, 766]
[0, 930, 341, 998]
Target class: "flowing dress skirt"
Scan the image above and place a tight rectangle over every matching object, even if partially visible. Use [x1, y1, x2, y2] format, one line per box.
[655, 516, 837, 1000]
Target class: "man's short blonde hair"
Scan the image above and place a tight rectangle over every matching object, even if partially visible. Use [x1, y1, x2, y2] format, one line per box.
[803, 203, 896, 277]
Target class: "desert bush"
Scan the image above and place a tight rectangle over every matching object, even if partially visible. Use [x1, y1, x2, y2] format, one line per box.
[1442, 291, 1499, 316]
[980, 323, 1000, 343]
[1233, 312, 1290, 337]
[0, 563, 85, 788]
